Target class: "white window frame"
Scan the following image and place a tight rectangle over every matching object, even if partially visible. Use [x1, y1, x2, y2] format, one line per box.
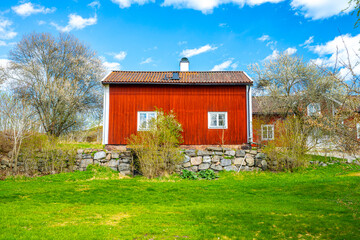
[307, 103, 321, 116]
[261, 124, 274, 141]
[208, 112, 228, 129]
[357, 123, 360, 139]
[137, 111, 157, 131]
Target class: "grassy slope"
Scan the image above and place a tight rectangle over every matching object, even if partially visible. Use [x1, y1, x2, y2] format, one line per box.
[0, 164, 360, 240]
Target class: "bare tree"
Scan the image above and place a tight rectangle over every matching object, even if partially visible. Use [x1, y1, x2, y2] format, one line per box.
[250, 54, 346, 152]
[0, 92, 37, 172]
[2, 32, 105, 137]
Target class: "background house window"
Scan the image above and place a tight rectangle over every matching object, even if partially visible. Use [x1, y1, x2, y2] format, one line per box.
[137, 111, 156, 131]
[261, 125, 274, 140]
[357, 123, 360, 139]
[208, 112, 228, 129]
[307, 103, 321, 116]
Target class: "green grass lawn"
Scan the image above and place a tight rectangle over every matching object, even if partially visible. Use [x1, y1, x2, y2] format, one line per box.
[1, 164, 360, 239]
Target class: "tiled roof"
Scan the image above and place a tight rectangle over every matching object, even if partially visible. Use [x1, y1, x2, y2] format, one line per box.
[102, 71, 253, 85]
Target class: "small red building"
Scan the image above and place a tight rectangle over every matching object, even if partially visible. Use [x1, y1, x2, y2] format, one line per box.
[102, 58, 253, 146]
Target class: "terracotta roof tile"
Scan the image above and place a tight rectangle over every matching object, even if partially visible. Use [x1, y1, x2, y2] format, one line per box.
[102, 71, 253, 85]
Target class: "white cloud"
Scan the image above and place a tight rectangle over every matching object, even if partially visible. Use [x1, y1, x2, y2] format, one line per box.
[300, 36, 314, 47]
[114, 51, 127, 61]
[181, 44, 217, 58]
[0, 59, 10, 68]
[38, 20, 46, 25]
[310, 34, 360, 78]
[290, 0, 353, 20]
[51, 14, 97, 32]
[12, 2, 56, 17]
[140, 57, 153, 64]
[264, 50, 279, 61]
[162, 0, 283, 14]
[178, 41, 187, 46]
[0, 18, 17, 40]
[219, 23, 228, 28]
[231, 62, 238, 70]
[88, 1, 101, 9]
[111, 0, 155, 8]
[284, 47, 297, 55]
[211, 60, 233, 71]
[258, 34, 270, 41]
[264, 47, 297, 61]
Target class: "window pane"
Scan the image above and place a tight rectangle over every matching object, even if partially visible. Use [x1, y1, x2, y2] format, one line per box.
[210, 114, 217, 127]
[268, 126, 273, 139]
[139, 113, 147, 129]
[262, 126, 267, 139]
[218, 114, 225, 127]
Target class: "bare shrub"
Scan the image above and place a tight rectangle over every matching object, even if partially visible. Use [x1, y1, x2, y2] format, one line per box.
[128, 109, 183, 178]
[263, 117, 310, 171]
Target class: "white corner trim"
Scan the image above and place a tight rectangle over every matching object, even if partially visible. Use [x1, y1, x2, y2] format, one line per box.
[102, 85, 110, 145]
[243, 71, 254, 84]
[101, 71, 113, 83]
[248, 86, 253, 143]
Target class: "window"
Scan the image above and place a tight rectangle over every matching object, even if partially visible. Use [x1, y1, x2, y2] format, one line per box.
[208, 112, 228, 129]
[307, 103, 321, 116]
[137, 111, 157, 131]
[357, 123, 360, 139]
[261, 125, 274, 140]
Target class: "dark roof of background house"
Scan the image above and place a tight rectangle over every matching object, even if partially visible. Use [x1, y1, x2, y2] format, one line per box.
[102, 71, 253, 85]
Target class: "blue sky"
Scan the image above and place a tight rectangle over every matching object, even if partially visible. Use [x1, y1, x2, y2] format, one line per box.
[0, 0, 358, 76]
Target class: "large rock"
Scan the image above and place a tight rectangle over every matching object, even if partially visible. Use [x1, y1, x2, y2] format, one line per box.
[210, 164, 223, 171]
[183, 155, 190, 163]
[183, 162, 191, 168]
[235, 150, 246, 157]
[203, 156, 211, 163]
[80, 159, 93, 168]
[245, 155, 254, 167]
[82, 154, 92, 159]
[199, 163, 210, 170]
[185, 149, 196, 157]
[234, 157, 245, 166]
[225, 150, 236, 156]
[255, 153, 266, 160]
[206, 147, 223, 152]
[122, 157, 131, 163]
[261, 160, 268, 171]
[191, 156, 202, 166]
[94, 151, 106, 160]
[220, 159, 232, 166]
[108, 159, 120, 167]
[112, 152, 120, 159]
[197, 150, 212, 156]
[211, 156, 220, 163]
[118, 163, 130, 171]
[224, 165, 237, 171]
[189, 166, 198, 172]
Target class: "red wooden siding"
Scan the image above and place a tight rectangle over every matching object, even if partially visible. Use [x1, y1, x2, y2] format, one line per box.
[108, 84, 248, 145]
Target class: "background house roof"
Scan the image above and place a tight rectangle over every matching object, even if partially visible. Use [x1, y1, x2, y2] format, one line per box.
[102, 71, 253, 85]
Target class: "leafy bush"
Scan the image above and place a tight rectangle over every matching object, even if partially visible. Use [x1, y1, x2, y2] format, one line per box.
[128, 109, 183, 179]
[181, 169, 218, 180]
[181, 169, 199, 180]
[0, 131, 13, 155]
[263, 117, 310, 171]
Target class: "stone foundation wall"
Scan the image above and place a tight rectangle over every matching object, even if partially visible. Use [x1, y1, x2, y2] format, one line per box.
[179, 147, 267, 172]
[75, 149, 132, 175]
[0, 147, 267, 175]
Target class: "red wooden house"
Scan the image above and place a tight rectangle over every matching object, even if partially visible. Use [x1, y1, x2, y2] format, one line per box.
[102, 58, 253, 146]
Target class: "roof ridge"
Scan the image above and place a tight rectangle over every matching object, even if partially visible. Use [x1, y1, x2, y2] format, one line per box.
[111, 70, 245, 73]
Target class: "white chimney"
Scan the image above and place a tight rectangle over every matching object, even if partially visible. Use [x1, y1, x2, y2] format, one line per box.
[180, 57, 189, 72]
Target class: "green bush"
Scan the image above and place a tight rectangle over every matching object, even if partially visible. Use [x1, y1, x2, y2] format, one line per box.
[128, 109, 183, 179]
[181, 169, 218, 180]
